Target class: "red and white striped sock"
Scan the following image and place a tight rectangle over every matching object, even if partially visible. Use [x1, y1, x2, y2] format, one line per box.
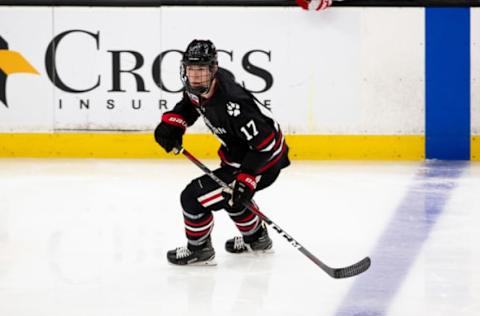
[183, 212, 214, 247]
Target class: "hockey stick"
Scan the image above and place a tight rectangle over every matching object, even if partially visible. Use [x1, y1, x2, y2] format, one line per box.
[174, 146, 371, 279]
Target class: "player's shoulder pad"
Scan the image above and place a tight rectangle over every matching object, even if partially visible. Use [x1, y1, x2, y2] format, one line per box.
[216, 68, 252, 103]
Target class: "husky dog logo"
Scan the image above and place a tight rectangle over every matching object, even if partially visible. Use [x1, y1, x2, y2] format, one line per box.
[0, 36, 39, 108]
[226, 102, 241, 117]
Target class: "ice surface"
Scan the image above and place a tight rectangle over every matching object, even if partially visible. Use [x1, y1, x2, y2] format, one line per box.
[0, 159, 479, 316]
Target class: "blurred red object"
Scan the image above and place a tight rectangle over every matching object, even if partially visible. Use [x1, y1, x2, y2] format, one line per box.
[295, 0, 332, 11]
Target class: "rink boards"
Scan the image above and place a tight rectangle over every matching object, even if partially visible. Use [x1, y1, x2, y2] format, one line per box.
[0, 6, 479, 159]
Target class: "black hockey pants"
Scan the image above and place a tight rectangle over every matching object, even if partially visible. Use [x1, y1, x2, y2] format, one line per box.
[180, 165, 282, 247]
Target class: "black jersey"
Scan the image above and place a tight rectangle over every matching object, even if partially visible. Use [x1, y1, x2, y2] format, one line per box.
[166, 68, 290, 175]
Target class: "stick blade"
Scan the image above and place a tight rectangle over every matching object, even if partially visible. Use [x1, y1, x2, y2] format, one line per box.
[330, 256, 371, 279]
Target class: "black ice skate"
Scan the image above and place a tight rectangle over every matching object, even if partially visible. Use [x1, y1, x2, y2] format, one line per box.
[167, 238, 216, 266]
[225, 224, 273, 254]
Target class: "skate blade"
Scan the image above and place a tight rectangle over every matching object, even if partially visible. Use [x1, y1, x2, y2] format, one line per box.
[235, 247, 274, 256]
[250, 248, 274, 255]
[188, 258, 218, 266]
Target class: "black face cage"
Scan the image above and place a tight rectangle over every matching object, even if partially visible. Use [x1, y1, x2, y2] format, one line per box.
[180, 61, 217, 96]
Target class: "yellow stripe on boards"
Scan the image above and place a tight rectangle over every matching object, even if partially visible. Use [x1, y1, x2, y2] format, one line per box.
[0, 133, 426, 160]
[287, 135, 425, 160]
[472, 136, 480, 161]
[0, 133, 218, 159]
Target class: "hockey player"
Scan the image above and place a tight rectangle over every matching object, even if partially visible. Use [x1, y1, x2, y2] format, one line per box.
[154, 39, 290, 265]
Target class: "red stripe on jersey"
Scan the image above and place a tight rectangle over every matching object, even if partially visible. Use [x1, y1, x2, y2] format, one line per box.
[218, 148, 241, 168]
[258, 143, 286, 174]
[218, 148, 228, 164]
[184, 214, 213, 227]
[256, 131, 275, 151]
[272, 131, 283, 151]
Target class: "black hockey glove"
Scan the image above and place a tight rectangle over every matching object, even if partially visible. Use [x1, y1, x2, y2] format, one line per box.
[154, 113, 187, 153]
[224, 172, 257, 211]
